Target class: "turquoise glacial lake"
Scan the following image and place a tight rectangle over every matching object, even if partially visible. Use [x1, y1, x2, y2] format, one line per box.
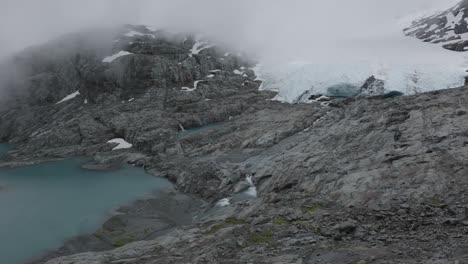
[0, 146, 172, 264]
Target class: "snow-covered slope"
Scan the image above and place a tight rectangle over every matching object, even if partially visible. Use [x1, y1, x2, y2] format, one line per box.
[255, 2, 468, 104]
[404, 0, 468, 51]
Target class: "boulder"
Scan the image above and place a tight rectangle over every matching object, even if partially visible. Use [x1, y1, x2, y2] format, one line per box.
[359, 75, 386, 97]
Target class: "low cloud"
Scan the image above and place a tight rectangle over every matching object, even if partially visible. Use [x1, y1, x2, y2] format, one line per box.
[0, 0, 459, 61]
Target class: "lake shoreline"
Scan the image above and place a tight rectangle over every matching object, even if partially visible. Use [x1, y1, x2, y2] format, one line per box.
[0, 150, 198, 264]
[30, 188, 204, 264]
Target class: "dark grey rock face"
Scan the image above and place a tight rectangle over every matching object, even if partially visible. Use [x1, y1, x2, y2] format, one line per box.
[359, 75, 385, 96]
[404, 0, 468, 51]
[1, 25, 468, 264]
[42, 86, 468, 264]
[0, 24, 262, 155]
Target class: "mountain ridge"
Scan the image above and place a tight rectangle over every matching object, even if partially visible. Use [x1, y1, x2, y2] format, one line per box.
[404, 0, 468, 51]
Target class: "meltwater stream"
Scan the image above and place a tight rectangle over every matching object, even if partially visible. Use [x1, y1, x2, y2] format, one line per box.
[0, 146, 172, 264]
[177, 122, 225, 138]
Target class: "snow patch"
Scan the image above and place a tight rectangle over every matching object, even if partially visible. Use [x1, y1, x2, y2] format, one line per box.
[102, 51, 133, 63]
[446, 11, 464, 29]
[107, 138, 133, 150]
[56, 91, 80, 104]
[182, 80, 205, 92]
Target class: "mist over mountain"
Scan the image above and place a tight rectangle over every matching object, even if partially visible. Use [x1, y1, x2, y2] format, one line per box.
[0, 0, 459, 61]
[0, 0, 465, 104]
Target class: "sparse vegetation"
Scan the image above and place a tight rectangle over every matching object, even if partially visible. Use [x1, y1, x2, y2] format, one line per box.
[207, 224, 226, 234]
[112, 238, 133, 247]
[301, 204, 321, 213]
[272, 219, 290, 225]
[349, 260, 370, 264]
[94, 232, 104, 239]
[247, 230, 273, 243]
[224, 217, 247, 224]
[430, 197, 445, 206]
[205, 217, 247, 234]
[267, 242, 282, 249]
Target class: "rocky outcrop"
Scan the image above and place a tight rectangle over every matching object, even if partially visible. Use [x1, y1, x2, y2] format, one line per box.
[1, 25, 468, 263]
[359, 75, 385, 96]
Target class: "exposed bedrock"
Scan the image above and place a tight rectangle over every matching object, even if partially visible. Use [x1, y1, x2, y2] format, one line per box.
[1, 24, 468, 263]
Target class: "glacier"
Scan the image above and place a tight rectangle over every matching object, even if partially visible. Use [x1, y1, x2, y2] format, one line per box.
[257, 61, 465, 103]
[254, 19, 468, 103]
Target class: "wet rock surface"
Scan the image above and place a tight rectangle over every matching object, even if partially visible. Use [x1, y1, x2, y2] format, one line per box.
[1, 25, 468, 263]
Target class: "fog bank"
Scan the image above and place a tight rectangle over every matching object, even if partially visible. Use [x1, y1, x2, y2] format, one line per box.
[0, 0, 459, 62]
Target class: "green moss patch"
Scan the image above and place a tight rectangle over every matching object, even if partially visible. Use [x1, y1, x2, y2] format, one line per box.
[267, 242, 282, 249]
[224, 217, 247, 225]
[112, 238, 134, 247]
[272, 219, 290, 225]
[248, 230, 273, 243]
[207, 224, 226, 234]
[430, 197, 445, 206]
[94, 232, 104, 239]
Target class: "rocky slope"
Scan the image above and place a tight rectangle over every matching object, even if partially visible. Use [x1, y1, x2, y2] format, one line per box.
[404, 0, 468, 51]
[1, 25, 468, 263]
[42, 85, 468, 264]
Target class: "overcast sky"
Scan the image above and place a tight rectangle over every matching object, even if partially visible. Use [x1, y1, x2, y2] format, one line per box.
[0, 0, 460, 61]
